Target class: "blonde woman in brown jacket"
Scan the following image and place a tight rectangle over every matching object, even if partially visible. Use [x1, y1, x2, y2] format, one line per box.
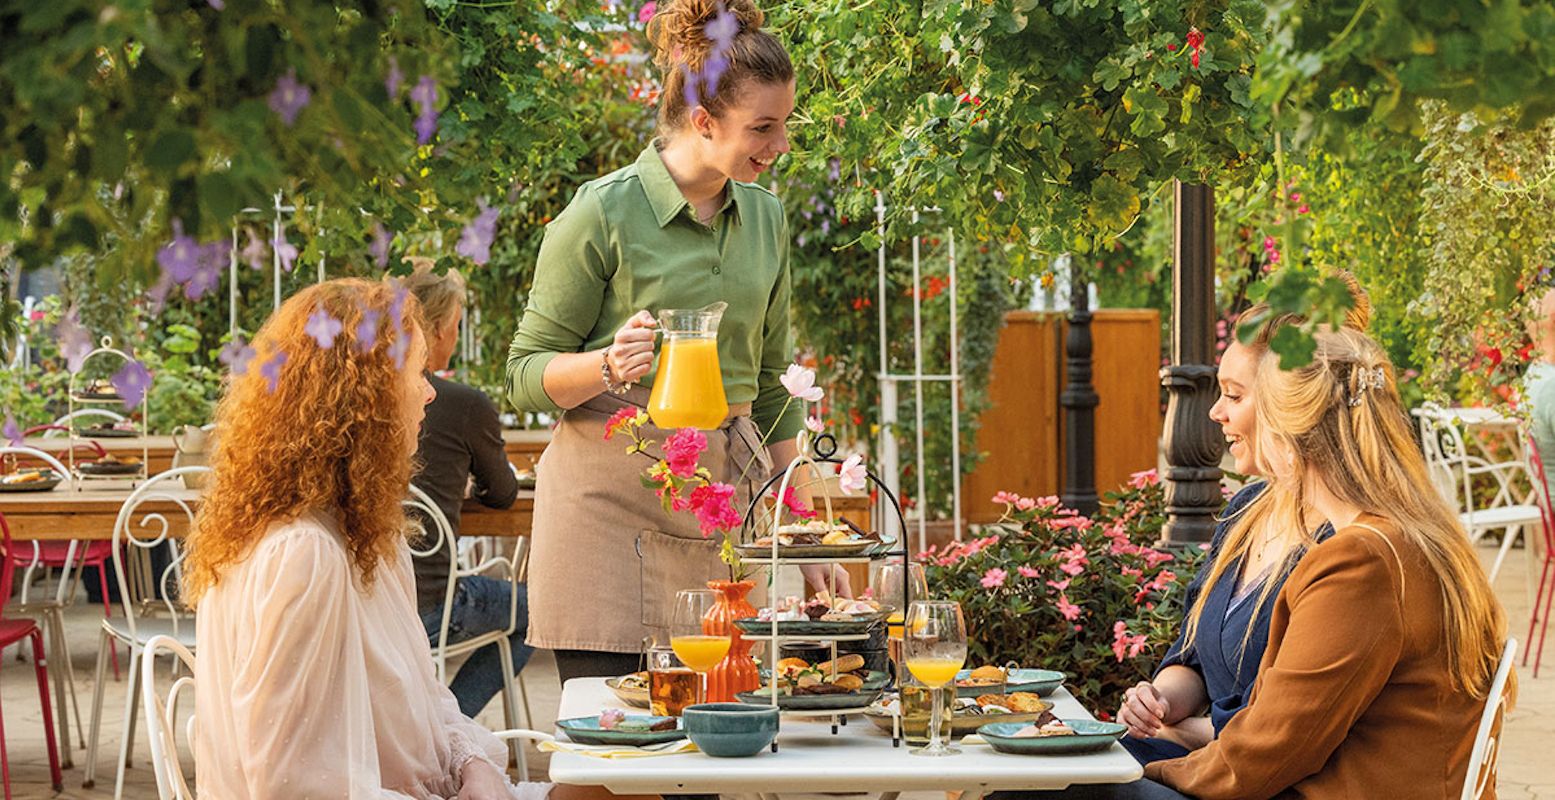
[1014, 318, 1511, 800]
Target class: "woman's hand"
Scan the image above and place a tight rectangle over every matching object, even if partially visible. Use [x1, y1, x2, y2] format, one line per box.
[800, 563, 855, 598]
[457, 757, 513, 800]
[1118, 680, 1171, 739]
[607, 310, 658, 386]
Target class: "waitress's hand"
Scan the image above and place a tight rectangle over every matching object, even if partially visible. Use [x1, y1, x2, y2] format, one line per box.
[800, 564, 855, 598]
[607, 310, 658, 385]
[1118, 680, 1170, 739]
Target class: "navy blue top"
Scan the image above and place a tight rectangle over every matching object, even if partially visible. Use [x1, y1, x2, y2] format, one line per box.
[1124, 482, 1333, 766]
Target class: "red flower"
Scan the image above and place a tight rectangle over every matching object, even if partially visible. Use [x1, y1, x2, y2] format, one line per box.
[663, 428, 708, 478]
[688, 482, 740, 535]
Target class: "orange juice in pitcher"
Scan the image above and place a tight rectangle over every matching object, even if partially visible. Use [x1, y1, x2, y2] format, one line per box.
[647, 302, 729, 430]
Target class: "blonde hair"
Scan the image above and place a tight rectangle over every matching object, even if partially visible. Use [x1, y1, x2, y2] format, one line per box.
[1195, 324, 1506, 697]
[645, 0, 793, 132]
[400, 258, 466, 335]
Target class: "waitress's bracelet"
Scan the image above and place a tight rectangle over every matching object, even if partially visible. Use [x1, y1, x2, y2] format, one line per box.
[601, 347, 632, 395]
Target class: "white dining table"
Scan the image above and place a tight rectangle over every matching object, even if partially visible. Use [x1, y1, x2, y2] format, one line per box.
[547, 678, 1144, 799]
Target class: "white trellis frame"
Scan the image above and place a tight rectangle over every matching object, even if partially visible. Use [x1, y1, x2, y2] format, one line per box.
[228, 191, 328, 337]
[873, 194, 964, 555]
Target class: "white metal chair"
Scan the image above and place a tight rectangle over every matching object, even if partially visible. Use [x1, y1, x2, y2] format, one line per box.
[1419, 410, 1541, 581]
[140, 635, 196, 800]
[46, 408, 126, 437]
[405, 485, 533, 776]
[83, 466, 207, 797]
[1461, 638, 1517, 800]
[0, 445, 88, 765]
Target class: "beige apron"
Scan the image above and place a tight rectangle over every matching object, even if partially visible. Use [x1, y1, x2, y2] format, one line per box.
[526, 386, 771, 653]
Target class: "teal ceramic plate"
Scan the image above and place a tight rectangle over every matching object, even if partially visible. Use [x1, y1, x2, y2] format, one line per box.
[736, 687, 883, 710]
[955, 668, 1067, 697]
[977, 720, 1127, 755]
[734, 611, 890, 636]
[555, 715, 686, 746]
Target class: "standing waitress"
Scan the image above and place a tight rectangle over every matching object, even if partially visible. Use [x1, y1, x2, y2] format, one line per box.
[506, 0, 822, 683]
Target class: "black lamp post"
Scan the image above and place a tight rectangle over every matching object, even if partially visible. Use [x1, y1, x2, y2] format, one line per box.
[1060, 258, 1100, 517]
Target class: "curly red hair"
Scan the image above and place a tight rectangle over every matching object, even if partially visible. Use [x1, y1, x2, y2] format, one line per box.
[184, 278, 423, 604]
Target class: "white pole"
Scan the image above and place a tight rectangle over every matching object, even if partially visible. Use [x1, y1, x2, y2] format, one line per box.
[272, 192, 283, 313]
[874, 191, 900, 549]
[948, 228, 962, 543]
[910, 208, 927, 557]
[229, 225, 239, 338]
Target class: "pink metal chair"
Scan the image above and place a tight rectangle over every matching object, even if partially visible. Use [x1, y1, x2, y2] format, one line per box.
[1522, 436, 1554, 678]
[0, 512, 65, 798]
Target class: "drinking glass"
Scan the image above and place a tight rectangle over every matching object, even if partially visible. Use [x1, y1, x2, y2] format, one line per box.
[670, 589, 730, 704]
[648, 646, 698, 716]
[903, 601, 967, 756]
[874, 561, 928, 678]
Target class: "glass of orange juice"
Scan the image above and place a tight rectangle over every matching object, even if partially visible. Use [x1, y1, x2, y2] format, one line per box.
[647, 303, 729, 430]
[874, 561, 928, 681]
[670, 589, 731, 705]
[903, 601, 966, 756]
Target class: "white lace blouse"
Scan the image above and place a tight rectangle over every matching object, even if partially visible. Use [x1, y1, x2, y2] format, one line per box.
[193, 512, 548, 799]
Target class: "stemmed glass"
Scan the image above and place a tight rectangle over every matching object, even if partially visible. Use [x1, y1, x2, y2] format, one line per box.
[670, 589, 731, 705]
[903, 601, 967, 756]
[874, 561, 929, 679]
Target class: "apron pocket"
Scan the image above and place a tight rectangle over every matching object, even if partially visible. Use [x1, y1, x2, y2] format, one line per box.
[636, 528, 724, 631]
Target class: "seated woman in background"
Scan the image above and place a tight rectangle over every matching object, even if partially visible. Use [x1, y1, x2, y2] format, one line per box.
[1116, 276, 1369, 764]
[183, 278, 548, 799]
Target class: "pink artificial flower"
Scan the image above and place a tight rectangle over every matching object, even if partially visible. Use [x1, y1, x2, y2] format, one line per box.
[837, 453, 867, 493]
[603, 406, 640, 441]
[663, 428, 707, 478]
[688, 482, 740, 535]
[1017, 565, 1041, 579]
[981, 568, 1008, 589]
[1056, 593, 1082, 621]
[779, 363, 824, 402]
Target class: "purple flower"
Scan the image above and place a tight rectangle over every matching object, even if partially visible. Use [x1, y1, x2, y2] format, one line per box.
[705, 3, 738, 48]
[385, 56, 404, 98]
[637, 1, 656, 23]
[389, 329, 410, 369]
[993, 189, 1005, 202]
[206, 0, 224, 8]
[182, 242, 226, 301]
[218, 337, 257, 375]
[112, 360, 153, 410]
[146, 271, 175, 314]
[702, 53, 729, 97]
[272, 227, 298, 273]
[828, 158, 841, 183]
[455, 200, 500, 265]
[56, 308, 94, 373]
[260, 349, 288, 393]
[369, 223, 393, 269]
[305, 304, 344, 349]
[355, 306, 382, 352]
[240, 228, 268, 270]
[157, 219, 200, 284]
[411, 76, 439, 145]
[414, 112, 438, 146]
[681, 65, 702, 110]
[268, 69, 311, 126]
[3, 413, 22, 447]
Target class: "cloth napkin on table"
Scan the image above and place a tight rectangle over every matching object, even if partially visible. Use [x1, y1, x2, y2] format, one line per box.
[538, 738, 700, 758]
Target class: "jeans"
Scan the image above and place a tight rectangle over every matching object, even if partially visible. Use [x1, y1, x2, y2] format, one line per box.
[421, 576, 534, 719]
[987, 779, 1194, 800]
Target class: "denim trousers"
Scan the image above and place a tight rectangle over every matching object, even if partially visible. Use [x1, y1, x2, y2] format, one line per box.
[987, 779, 1193, 800]
[420, 576, 535, 719]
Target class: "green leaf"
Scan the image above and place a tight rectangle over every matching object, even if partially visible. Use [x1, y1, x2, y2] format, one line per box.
[146, 130, 197, 176]
[199, 171, 242, 222]
[1270, 324, 1317, 369]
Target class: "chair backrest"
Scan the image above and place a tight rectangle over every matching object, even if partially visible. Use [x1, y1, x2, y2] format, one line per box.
[404, 484, 459, 677]
[1526, 434, 1555, 559]
[0, 446, 78, 605]
[111, 467, 211, 642]
[1462, 638, 1517, 800]
[1419, 413, 1472, 511]
[49, 408, 126, 437]
[141, 634, 197, 800]
[0, 445, 73, 488]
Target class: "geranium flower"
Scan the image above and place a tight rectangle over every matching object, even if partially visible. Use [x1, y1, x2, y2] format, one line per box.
[111, 360, 153, 410]
[1142, 550, 1175, 569]
[1056, 593, 1082, 621]
[306, 304, 343, 349]
[218, 337, 257, 376]
[268, 69, 311, 126]
[688, 482, 740, 535]
[637, 1, 656, 23]
[1046, 578, 1070, 591]
[1112, 621, 1149, 662]
[3, 414, 21, 447]
[456, 200, 500, 266]
[837, 453, 866, 493]
[779, 363, 824, 402]
[260, 349, 288, 393]
[1017, 565, 1040, 579]
[1015, 496, 1036, 511]
[663, 428, 708, 478]
[981, 568, 1007, 589]
[771, 486, 816, 520]
[992, 490, 1020, 505]
[1128, 469, 1159, 489]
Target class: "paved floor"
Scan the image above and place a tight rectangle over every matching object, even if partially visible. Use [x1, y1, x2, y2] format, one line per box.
[1, 541, 1551, 799]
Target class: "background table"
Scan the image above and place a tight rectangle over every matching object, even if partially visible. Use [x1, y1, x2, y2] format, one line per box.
[547, 678, 1143, 798]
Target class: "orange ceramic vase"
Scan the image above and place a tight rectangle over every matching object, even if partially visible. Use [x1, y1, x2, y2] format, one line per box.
[701, 579, 759, 701]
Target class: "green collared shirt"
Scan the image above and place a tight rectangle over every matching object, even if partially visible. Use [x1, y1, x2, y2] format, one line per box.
[506, 144, 803, 441]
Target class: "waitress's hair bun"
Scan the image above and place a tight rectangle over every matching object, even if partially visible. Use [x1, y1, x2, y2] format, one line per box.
[1335, 270, 1371, 332]
[646, 0, 793, 130]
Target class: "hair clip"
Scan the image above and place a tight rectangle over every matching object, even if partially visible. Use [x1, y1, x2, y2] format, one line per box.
[1348, 366, 1386, 407]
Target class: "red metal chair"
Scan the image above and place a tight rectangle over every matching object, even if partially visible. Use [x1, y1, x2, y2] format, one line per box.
[0, 511, 65, 798]
[1523, 435, 1554, 678]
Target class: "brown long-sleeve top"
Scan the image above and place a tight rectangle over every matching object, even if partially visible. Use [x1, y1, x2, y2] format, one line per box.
[1146, 514, 1492, 799]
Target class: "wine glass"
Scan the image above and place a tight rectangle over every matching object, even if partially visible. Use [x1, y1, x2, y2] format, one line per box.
[874, 561, 929, 678]
[670, 589, 730, 705]
[903, 601, 967, 756]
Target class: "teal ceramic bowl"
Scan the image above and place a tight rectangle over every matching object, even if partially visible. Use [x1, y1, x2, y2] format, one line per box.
[682, 703, 780, 757]
[555, 715, 685, 746]
[977, 720, 1127, 755]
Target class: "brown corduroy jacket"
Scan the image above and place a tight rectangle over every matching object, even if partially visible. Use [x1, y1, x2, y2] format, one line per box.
[1146, 515, 1499, 799]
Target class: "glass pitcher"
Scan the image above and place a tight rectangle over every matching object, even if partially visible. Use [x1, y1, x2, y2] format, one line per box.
[647, 302, 729, 430]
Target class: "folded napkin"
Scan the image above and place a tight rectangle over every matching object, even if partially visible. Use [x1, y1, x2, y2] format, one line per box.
[538, 738, 700, 759]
